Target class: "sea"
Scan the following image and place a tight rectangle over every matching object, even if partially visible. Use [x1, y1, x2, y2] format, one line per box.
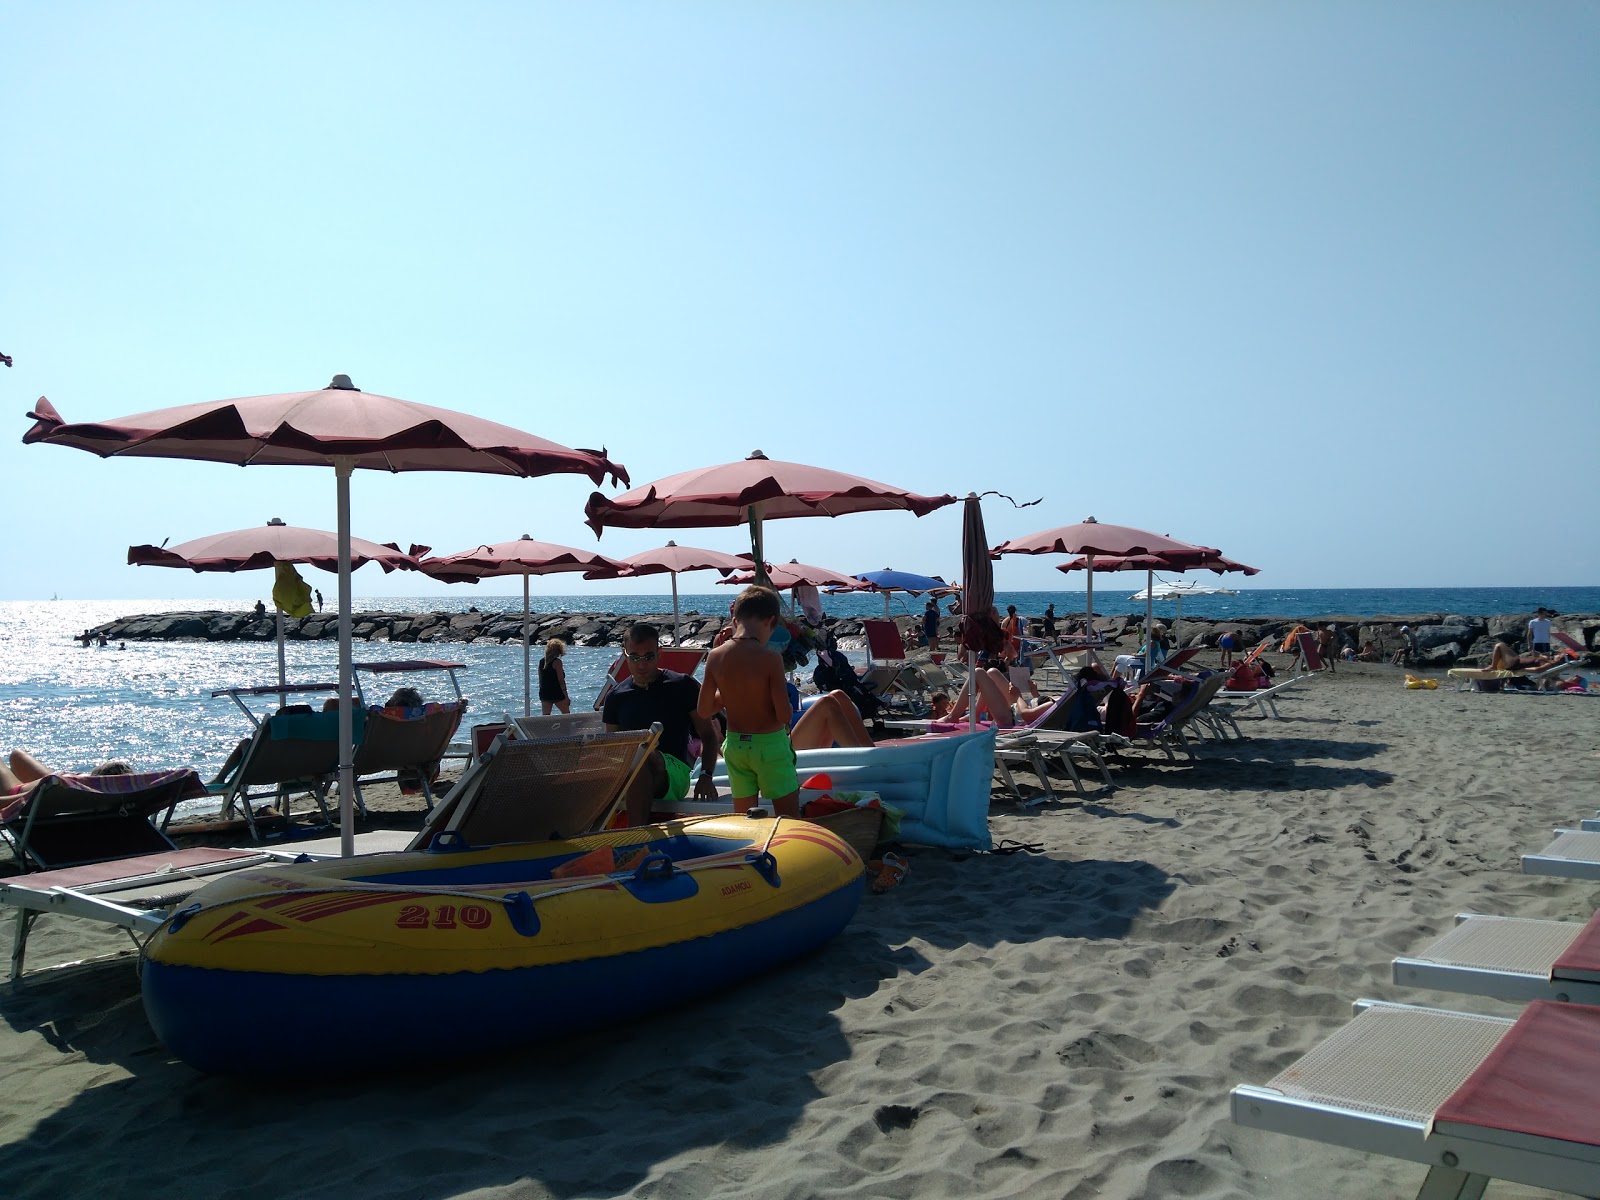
[3, 587, 1595, 785]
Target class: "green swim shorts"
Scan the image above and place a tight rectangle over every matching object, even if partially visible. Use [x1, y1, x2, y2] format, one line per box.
[722, 729, 799, 801]
[657, 752, 692, 804]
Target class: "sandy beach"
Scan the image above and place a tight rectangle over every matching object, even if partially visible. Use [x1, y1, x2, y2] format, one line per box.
[3, 658, 1597, 1199]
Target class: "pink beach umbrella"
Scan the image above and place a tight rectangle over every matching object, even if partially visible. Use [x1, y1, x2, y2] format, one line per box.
[128, 518, 424, 696]
[584, 450, 956, 587]
[585, 542, 751, 647]
[1056, 551, 1259, 674]
[26, 377, 626, 856]
[992, 516, 1222, 646]
[418, 535, 630, 716]
[718, 558, 869, 591]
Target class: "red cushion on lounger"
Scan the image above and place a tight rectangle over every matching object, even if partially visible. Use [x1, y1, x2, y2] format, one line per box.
[1432, 1000, 1600, 1148]
[1551, 911, 1600, 979]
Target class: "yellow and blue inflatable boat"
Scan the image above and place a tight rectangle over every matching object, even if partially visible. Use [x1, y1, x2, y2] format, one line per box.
[141, 815, 863, 1075]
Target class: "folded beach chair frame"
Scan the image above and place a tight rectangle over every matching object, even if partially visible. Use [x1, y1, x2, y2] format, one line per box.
[1231, 997, 1600, 1199]
[2, 846, 276, 981]
[413, 722, 662, 849]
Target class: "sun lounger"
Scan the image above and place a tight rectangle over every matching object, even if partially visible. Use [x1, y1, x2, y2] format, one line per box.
[1392, 912, 1600, 1006]
[510, 711, 607, 740]
[1522, 829, 1600, 881]
[414, 723, 661, 848]
[1553, 630, 1591, 659]
[350, 699, 467, 814]
[1, 769, 209, 872]
[1231, 997, 1600, 1198]
[208, 706, 363, 840]
[1128, 673, 1227, 762]
[1210, 674, 1305, 723]
[2, 845, 275, 980]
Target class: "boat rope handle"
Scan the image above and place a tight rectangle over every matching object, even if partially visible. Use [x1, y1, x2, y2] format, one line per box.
[159, 819, 799, 922]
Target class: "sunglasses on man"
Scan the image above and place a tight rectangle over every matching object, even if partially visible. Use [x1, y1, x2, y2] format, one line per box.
[625, 650, 658, 664]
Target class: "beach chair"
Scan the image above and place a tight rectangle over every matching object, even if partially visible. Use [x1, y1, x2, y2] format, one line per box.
[1447, 660, 1575, 692]
[209, 706, 362, 840]
[1392, 911, 1600, 1006]
[1231, 997, 1600, 1198]
[510, 711, 607, 740]
[1210, 674, 1305, 724]
[1553, 629, 1591, 660]
[0, 769, 210, 872]
[591, 648, 706, 711]
[1292, 631, 1326, 676]
[349, 699, 467, 815]
[1521, 829, 1600, 881]
[859, 619, 929, 705]
[413, 722, 661, 848]
[1128, 673, 1228, 762]
[1, 844, 277, 980]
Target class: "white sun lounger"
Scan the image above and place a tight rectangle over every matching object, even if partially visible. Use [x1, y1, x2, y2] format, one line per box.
[1209, 675, 1304, 722]
[1522, 829, 1600, 881]
[1232, 997, 1600, 1199]
[1392, 912, 1600, 1006]
[2, 846, 276, 981]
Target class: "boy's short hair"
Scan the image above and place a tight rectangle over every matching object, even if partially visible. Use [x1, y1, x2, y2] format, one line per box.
[625, 622, 659, 645]
[732, 585, 781, 622]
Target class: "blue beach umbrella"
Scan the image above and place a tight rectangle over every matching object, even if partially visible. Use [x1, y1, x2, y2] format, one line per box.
[849, 568, 957, 619]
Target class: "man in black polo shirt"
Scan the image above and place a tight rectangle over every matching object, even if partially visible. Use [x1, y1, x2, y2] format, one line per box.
[603, 622, 721, 824]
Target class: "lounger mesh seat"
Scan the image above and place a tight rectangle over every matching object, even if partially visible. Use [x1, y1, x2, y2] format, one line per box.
[1260, 1004, 1508, 1124]
[418, 725, 660, 848]
[350, 699, 466, 812]
[1394, 913, 1600, 1006]
[1522, 829, 1600, 880]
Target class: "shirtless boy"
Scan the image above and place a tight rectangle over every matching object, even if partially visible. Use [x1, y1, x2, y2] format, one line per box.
[698, 585, 801, 817]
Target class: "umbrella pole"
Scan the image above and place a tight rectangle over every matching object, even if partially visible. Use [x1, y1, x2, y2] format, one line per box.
[884, 592, 891, 621]
[1085, 554, 1096, 644]
[522, 573, 532, 717]
[1144, 569, 1153, 678]
[335, 458, 356, 859]
[967, 649, 976, 732]
[748, 503, 768, 588]
[671, 572, 681, 646]
[275, 607, 287, 702]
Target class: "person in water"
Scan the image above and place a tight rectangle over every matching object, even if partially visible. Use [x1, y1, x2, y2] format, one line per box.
[698, 585, 801, 817]
[538, 637, 570, 715]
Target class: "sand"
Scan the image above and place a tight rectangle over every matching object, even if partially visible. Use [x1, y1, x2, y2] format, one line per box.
[2, 660, 1597, 1199]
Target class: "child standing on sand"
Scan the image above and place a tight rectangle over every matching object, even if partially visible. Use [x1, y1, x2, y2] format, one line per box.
[698, 584, 801, 817]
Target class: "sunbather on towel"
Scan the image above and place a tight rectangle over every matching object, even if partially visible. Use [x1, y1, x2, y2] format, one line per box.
[1, 750, 129, 796]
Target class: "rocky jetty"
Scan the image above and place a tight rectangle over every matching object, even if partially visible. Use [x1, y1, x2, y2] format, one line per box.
[84, 608, 1599, 666]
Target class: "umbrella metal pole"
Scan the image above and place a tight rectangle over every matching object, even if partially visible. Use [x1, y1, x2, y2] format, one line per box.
[884, 592, 891, 621]
[335, 458, 356, 858]
[1085, 554, 1096, 654]
[967, 649, 976, 732]
[748, 502, 768, 588]
[671, 572, 681, 646]
[522, 573, 532, 717]
[1144, 569, 1153, 678]
[275, 607, 287, 702]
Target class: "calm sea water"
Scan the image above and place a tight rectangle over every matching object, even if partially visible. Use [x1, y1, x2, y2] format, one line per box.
[3, 587, 1595, 780]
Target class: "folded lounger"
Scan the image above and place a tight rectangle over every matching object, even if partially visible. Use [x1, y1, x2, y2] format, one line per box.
[1522, 829, 1600, 882]
[1232, 998, 1600, 1199]
[1393, 911, 1600, 1006]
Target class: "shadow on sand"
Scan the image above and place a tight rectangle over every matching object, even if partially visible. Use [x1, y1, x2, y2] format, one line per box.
[0, 849, 1174, 1199]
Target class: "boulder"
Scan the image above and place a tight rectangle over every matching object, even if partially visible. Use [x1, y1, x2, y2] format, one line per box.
[1413, 624, 1468, 652]
[1419, 641, 1463, 665]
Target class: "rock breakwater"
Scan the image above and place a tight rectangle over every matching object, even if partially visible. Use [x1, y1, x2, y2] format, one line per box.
[86, 608, 1598, 665]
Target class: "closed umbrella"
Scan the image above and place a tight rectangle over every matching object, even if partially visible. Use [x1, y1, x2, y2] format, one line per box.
[960, 494, 996, 731]
[418, 535, 630, 715]
[26, 378, 625, 856]
[584, 450, 955, 587]
[128, 518, 422, 696]
[587, 542, 750, 646]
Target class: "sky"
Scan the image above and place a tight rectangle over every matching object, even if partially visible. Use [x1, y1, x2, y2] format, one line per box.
[2, 2, 1596, 601]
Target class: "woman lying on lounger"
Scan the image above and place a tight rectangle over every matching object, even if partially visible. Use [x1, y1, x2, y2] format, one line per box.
[1488, 642, 1564, 673]
[1, 750, 129, 795]
[945, 667, 1054, 728]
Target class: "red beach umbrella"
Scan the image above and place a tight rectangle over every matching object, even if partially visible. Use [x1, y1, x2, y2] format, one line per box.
[26, 377, 627, 856]
[128, 518, 424, 695]
[1055, 551, 1258, 674]
[584, 450, 956, 587]
[992, 516, 1222, 644]
[417, 535, 630, 716]
[586, 541, 751, 646]
[719, 559, 869, 591]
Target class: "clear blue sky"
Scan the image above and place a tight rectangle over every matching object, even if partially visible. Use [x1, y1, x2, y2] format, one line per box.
[3, 2, 1596, 600]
